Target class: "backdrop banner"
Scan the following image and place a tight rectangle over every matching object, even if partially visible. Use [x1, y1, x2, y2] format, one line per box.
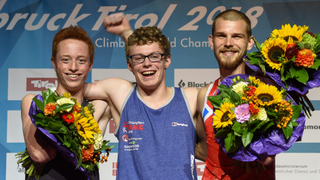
[2, 0, 320, 179]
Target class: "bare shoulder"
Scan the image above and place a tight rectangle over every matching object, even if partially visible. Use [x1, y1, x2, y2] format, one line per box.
[183, 87, 200, 98]
[197, 84, 211, 112]
[21, 94, 36, 107]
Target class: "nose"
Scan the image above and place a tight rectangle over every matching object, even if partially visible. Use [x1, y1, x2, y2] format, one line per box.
[69, 59, 79, 71]
[142, 56, 151, 67]
[225, 36, 233, 47]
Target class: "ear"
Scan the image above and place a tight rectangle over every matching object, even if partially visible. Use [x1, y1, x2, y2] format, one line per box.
[247, 35, 255, 51]
[51, 57, 57, 70]
[164, 55, 171, 69]
[127, 59, 133, 72]
[208, 35, 214, 50]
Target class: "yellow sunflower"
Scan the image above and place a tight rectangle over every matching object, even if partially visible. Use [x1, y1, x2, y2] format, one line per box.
[271, 24, 309, 42]
[74, 107, 101, 143]
[262, 38, 288, 71]
[213, 102, 235, 129]
[255, 83, 282, 106]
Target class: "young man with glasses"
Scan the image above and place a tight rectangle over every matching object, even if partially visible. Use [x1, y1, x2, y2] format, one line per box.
[84, 26, 207, 179]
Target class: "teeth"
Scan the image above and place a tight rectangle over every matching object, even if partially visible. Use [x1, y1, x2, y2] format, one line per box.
[142, 71, 155, 75]
[68, 75, 78, 77]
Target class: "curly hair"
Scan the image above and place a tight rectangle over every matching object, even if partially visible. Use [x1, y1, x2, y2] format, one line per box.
[125, 26, 170, 58]
[212, 9, 252, 37]
[52, 26, 94, 65]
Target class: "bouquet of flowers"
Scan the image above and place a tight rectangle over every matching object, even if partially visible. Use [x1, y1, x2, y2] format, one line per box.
[16, 89, 114, 179]
[244, 23, 320, 117]
[208, 74, 305, 161]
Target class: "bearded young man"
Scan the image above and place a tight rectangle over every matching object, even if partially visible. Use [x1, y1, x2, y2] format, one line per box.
[21, 26, 110, 180]
[197, 9, 275, 180]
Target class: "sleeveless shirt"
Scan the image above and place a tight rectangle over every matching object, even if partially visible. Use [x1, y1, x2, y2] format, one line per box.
[115, 85, 197, 179]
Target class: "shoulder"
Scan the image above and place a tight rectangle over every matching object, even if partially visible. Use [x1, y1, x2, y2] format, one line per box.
[21, 94, 36, 105]
[197, 84, 211, 112]
[182, 87, 200, 98]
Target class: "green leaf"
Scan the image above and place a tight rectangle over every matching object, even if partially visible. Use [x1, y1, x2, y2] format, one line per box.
[256, 121, 275, 134]
[242, 131, 254, 148]
[232, 122, 245, 134]
[309, 58, 320, 70]
[214, 128, 231, 138]
[42, 89, 54, 104]
[282, 121, 294, 140]
[291, 105, 302, 122]
[208, 95, 223, 109]
[295, 66, 309, 84]
[230, 90, 240, 103]
[224, 133, 235, 153]
[253, 38, 262, 52]
[33, 97, 44, 112]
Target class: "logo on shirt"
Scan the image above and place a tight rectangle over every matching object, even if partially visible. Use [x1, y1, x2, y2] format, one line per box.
[172, 122, 188, 127]
[122, 134, 128, 142]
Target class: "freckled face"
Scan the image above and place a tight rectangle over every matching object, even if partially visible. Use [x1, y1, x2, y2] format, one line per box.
[52, 39, 92, 93]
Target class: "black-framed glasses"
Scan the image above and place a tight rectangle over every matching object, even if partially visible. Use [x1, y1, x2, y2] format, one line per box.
[128, 53, 166, 64]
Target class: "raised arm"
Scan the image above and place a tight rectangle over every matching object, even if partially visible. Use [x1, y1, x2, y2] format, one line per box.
[91, 100, 111, 136]
[21, 94, 56, 163]
[103, 12, 133, 42]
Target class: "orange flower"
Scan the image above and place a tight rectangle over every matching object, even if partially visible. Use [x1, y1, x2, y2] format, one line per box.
[295, 49, 315, 67]
[82, 144, 94, 162]
[44, 102, 56, 116]
[249, 103, 259, 115]
[245, 86, 256, 96]
[62, 113, 74, 124]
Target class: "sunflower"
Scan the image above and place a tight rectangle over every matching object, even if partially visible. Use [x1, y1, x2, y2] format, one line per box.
[74, 107, 101, 143]
[213, 102, 236, 129]
[271, 24, 309, 42]
[262, 38, 288, 71]
[255, 83, 283, 106]
[248, 76, 261, 86]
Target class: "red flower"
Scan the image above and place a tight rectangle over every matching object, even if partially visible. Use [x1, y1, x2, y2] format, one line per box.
[62, 113, 74, 124]
[44, 102, 56, 116]
[246, 86, 256, 96]
[285, 47, 299, 60]
[74, 104, 81, 113]
[249, 104, 259, 115]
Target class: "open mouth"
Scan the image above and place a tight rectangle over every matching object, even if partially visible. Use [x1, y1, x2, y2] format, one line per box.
[142, 71, 156, 76]
[67, 74, 80, 78]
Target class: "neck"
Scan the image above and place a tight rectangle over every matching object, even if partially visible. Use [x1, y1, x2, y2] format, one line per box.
[136, 84, 172, 109]
[219, 62, 246, 82]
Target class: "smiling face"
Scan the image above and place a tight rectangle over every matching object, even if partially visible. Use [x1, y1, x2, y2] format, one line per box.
[51, 39, 92, 94]
[209, 18, 253, 70]
[127, 42, 171, 91]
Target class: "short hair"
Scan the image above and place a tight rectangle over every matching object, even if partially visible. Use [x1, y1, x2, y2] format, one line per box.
[212, 9, 252, 37]
[52, 26, 94, 64]
[125, 26, 170, 58]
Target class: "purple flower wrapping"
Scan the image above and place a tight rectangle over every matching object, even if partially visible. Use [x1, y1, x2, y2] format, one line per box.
[28, 94, 89, 179]
[245, 59, 320, 95]
[215, 74, 306, 162]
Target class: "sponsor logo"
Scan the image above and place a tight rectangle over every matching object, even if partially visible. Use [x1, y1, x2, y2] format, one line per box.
[122, 134, 128, 142]
[178, 79, 211, 88]
[190, 154, 195, 180]
[27, 78, 58, 91]
[172, 122, 188, 127]
[112, 162, 117, 176]
[109, 119, 116, 133]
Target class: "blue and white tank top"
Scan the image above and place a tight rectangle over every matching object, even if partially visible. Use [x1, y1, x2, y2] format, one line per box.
[115, 85, 197, 180]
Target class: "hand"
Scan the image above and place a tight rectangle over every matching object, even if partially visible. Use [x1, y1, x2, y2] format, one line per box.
[103, 12, 133, 41]
[258, 155, 275, 166]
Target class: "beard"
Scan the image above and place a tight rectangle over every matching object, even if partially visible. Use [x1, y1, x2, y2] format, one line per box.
[215, 48, 246, 69]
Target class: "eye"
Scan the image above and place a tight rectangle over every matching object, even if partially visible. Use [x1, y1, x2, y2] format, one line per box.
[61, 58, 70, 63]
[78, 59, 87, 64]
[133, 55, 143, 61]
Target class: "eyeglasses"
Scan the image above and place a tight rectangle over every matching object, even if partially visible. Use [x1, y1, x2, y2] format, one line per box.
[128, 53, 166, 64]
